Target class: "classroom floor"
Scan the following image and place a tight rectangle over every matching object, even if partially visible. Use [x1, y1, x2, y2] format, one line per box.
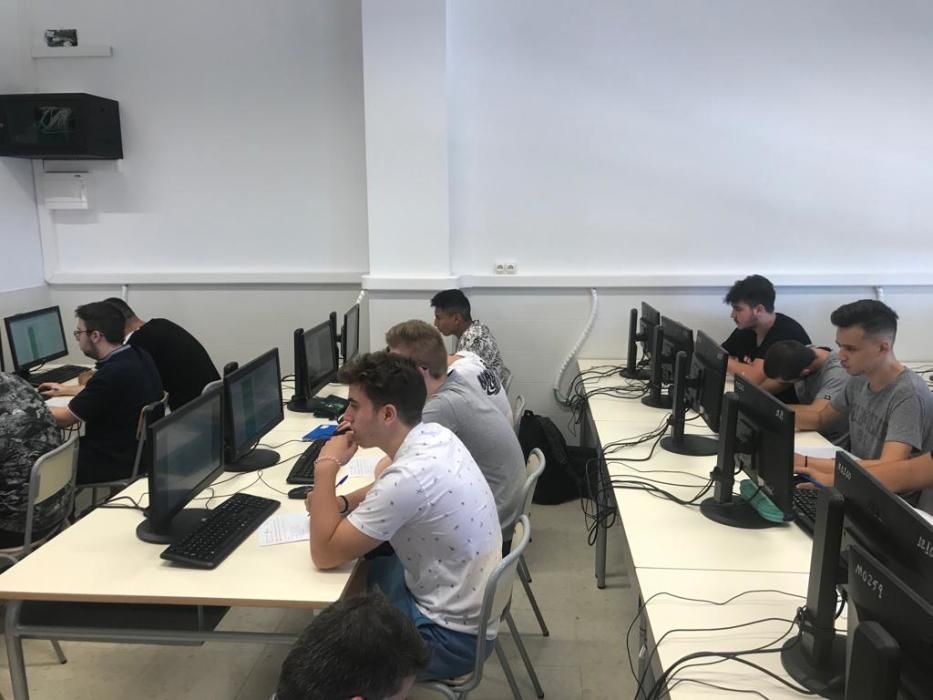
[0, 501, 637, 700]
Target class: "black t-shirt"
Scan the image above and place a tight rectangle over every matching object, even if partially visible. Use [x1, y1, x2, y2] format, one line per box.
[69, 345, 163, 482]
[128, 318, 220, 411]
[722, 312, 811, 404]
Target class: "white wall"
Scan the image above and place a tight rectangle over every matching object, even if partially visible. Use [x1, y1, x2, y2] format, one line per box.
[29, 0, 368, 284]
[447, 0, 933, 279]
[0, 0, 45, 294]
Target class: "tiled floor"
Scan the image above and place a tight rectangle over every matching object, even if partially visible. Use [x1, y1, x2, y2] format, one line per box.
[0, 502, 638, 700]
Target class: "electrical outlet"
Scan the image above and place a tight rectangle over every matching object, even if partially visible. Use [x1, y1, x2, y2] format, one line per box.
[495, 262, 507, 274]
[494, 261, 517, 274]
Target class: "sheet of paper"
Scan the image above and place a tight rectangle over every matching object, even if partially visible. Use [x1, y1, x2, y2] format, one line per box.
[344, 453, 381, 479]
[257, 514, 310, 546]
[45, 396, 71, 408]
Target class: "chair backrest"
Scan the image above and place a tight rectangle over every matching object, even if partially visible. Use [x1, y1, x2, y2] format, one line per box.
[23, 434, 79, 555]
[130, 391, 170, 480]
[201, 379, 223, 396]
[521, 448, 546, 520]
[467, 515, 530, 691]
[512, 394, 526, 435]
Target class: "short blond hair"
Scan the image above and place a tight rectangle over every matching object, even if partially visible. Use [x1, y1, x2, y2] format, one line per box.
[385, 320, 447, 380]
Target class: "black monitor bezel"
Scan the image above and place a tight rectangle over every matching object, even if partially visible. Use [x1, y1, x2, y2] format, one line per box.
[639, 302, 661, 357]
[341, 304, 360, 363]
[659, 315, 694, 385]
[835, 452, 933, 597]
[3, 305, 70, 372]
[223, 347, 284, 463]
[146, 386, 225, 533]
[302, 320, 338, 398]
[733, 374, 796, 519]
[687, 329, 728, 433]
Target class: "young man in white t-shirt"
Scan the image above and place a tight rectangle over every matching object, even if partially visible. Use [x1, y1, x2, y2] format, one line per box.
[308, 351, 502, 680]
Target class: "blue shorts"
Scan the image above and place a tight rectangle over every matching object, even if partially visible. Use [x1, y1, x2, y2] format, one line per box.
[367, 554, 494, 680]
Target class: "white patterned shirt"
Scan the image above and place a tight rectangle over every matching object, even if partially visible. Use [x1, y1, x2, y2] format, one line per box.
[348, 422, 502, 636]
[457, 320, 508, 381]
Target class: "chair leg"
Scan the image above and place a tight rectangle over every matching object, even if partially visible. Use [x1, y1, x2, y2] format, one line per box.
[494, 640, 525, 700]
[505, 611, 544, 699]
[519, 554, 532, 583]
[518, 562, 550, 637]
[50, 640, 67, 664]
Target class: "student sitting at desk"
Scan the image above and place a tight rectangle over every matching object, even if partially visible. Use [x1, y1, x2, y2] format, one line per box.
[276, 592, 429, 700]
[103, 297, 220, 411]
[448, 349, 512, 423]
[386, 320, 524, 529]
[721, 274, 811, 404]
[763, 340, 851, 446]
[431, 288, 510, 382]
[0, 373, 67, 547]
[794, 300, 933, 481]
[40, 302, 163, 485]
[307, 352, 502, 680]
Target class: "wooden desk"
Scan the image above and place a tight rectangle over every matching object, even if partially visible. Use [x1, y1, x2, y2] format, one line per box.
[0, 383, 376, 700]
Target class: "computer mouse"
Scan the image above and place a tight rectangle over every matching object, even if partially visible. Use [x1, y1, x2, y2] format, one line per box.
[288, 485, 314, 499]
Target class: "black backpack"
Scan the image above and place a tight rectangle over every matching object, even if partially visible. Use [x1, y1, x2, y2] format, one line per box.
[517, 410, 597, 505]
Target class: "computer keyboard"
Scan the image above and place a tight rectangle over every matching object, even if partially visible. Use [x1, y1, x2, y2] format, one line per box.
[793, 489, 819, 534]
[26, 364, 87, 386]
[286, 439, 326, 484]
[160, 493, 280, 569]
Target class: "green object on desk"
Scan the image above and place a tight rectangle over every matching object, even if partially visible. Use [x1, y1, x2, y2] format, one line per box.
[739, 479, 786, 524]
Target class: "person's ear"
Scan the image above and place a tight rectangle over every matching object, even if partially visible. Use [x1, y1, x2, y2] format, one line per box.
[381, 403, 398, 425]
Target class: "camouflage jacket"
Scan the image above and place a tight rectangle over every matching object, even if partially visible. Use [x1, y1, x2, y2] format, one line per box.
[0, 373, 67, 534]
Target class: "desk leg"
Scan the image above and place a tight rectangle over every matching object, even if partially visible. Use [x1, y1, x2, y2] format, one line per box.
[594, 456, 608, 589]
[5, 600, 30, 700]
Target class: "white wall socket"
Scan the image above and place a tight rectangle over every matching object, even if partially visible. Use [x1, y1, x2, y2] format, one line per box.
[494, 261, 518, 274]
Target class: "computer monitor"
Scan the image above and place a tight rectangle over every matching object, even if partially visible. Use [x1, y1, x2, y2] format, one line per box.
[3, 306, 69, 379]
[287, 320, 339, 414]
[341, 303, 360, 363]
[700, 374, 795, 528]
[223, 348, 284, 472]
[782, 453, 933, 698]
[642, 315, 693, 409]
[661, 330, 728, 456]
[136, 386, 224, 544]
[621, 302, 660, 380]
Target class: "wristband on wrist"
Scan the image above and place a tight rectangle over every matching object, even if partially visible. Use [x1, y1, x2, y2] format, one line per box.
[804, 456, 808, 469]
[338, 495, 350, 515]
[314, 456, 342, 468]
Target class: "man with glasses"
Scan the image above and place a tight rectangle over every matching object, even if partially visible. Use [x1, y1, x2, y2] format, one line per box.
[40, 302, 163, 485]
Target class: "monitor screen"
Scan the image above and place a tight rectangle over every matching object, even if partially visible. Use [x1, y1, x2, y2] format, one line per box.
[303, 320, 338, 396]
[687, 330, 728, 433]
[639, 302, 660, 357]
[225, 348, 284, 461]
[4, 306, 69, 370]
[342, 304, 360, 363]
[148, 387, 224, 530]
[659, 315, 693, 385]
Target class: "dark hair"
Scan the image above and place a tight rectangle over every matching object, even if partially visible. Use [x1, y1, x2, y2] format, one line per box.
[430, 289, 472, 321]
[277, 593, 429, 700]
[75, 302, 126, 344]
[102, 297, 135, 321]
[724, 275, 776, 313]
[830, 299, 899, 341]
[385, 320, 448, 380]
[763, 340, 816, 381]
[337, 351, 426, 426]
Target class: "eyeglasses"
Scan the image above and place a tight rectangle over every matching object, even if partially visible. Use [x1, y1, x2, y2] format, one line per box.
[72, 329, 91, 338]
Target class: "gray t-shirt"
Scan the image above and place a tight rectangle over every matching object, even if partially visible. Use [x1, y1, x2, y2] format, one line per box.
[794, 349, 850, 446]
[831, 367, 933, 460]
[449, 351, 512, 424]
[424, 369, 525, 527]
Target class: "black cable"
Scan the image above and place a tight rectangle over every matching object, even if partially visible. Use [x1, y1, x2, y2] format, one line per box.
[624, 589, 806, 686]
[97, 494, 145, 511]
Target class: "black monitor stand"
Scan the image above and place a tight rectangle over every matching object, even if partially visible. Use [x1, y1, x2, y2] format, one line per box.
[699, 393, 778, 529]
[780, 488, 847, 699]
[641, 328, 672, 409]
[136, 508, 211, 545]
[660, 351, 719, 456]
[224, 447, 281, 473]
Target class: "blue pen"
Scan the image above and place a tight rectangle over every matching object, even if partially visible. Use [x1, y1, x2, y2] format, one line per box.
[336, 475, 349, 488]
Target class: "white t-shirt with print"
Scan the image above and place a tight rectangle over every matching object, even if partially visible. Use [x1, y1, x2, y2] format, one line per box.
[450, 350, 512, 424]
[348, 422, 502, 636]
